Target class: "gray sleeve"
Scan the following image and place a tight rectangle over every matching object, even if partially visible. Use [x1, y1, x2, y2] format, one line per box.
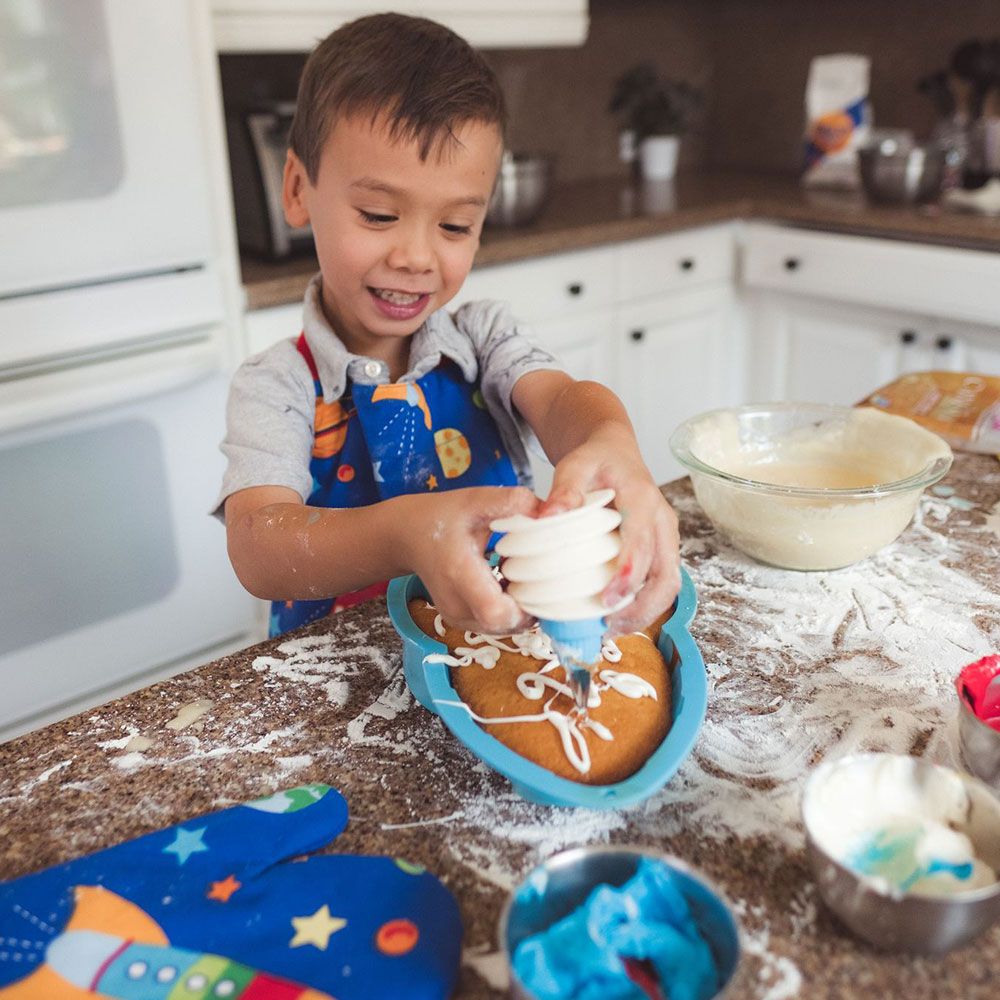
[452, 298, 565, 434]
[211, 339, 316, 520]
[451, 300, 568, 486]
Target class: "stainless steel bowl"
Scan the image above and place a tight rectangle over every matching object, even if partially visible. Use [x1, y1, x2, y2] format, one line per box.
[486, 152, 553, 227]
[858, 141, 946, 204]
[500, 845, 741, 999]
[802, 753, 1000, 954]
[958, 685, 1000, 788]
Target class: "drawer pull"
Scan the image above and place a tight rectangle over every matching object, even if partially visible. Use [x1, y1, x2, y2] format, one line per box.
[936, 335, 953, 351]
[900, 330, 917, 345]
[567, 282, 584, 296]
[680, 258, 695, 271]
[630, 329, 645, 343]
[783, 257, 801, 272]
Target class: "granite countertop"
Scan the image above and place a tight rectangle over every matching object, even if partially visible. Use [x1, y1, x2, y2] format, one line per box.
[2, 453, 999, 998]
[242, 170, 1000, 310]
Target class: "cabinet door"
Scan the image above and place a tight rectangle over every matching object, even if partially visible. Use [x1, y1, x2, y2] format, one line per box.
[243, 301, 302, 356]
[753, 294, 913, 404]
[931, 321, 1000, 376]
[523, 308, 618, 497]
[617, 284, 737, 484]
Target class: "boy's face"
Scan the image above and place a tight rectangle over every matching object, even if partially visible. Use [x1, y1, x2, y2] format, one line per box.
[283, 113, 502, 362]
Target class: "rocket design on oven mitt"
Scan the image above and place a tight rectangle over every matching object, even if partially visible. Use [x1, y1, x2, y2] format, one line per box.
[0, 784, 461, 1000]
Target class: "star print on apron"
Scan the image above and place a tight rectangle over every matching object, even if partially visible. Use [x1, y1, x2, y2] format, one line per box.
[269, 334, 520, 637]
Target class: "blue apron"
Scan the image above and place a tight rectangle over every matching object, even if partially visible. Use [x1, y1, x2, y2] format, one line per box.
[269, 334, 519, 637]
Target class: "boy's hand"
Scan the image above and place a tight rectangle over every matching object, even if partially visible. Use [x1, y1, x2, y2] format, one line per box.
[401, 486, 540, 634]
[539, 428, 680, 634]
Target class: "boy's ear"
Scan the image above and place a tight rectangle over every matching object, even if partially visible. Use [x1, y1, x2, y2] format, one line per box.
[282, 149, 311, 227]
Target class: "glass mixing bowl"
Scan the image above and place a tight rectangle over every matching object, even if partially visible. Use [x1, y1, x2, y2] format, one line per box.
[669, 403, 953, 570]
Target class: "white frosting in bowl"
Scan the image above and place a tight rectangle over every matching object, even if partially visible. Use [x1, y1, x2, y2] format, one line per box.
[671, 405, 953, 570]
[803, 754, 999, 898]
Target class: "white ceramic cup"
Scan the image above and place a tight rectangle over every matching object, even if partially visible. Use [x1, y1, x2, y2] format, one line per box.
[639, 135, 680, 180]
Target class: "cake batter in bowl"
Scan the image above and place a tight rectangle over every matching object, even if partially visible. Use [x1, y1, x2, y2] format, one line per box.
[669, 403, 953, 570]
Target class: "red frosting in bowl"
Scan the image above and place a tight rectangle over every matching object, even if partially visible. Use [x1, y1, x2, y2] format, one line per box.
[957, 654, 1000, 732]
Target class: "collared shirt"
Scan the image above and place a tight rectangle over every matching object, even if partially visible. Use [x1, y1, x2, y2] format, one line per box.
[214, 274, 563, 516]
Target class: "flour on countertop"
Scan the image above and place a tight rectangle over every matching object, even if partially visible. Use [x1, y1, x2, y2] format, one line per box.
[233, 485, 999, 1000]
[986, 499, 1000, 540]
[735, 900, 804, 1000]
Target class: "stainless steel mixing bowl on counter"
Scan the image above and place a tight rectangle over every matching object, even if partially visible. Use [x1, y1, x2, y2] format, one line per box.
[486, 151, 554, 227]
[858, 137, 946, 205]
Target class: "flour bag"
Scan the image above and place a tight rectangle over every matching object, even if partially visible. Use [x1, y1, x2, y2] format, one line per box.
[802, 54, 872, 188]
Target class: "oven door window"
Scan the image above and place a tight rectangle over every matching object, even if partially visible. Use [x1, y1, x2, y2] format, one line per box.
[0, 0, 123, 209]
[0, 418, 179, 657]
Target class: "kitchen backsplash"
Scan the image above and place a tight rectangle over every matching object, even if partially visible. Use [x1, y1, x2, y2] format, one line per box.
[219, 0, 1000, 183]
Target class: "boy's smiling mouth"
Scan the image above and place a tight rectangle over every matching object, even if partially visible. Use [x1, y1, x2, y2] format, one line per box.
[368, 286, 432, 321]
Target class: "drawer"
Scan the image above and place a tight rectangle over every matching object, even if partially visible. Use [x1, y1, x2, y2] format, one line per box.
[458, 245, 616, 324]
[743, 222, 1000, 327]
[616, 224, 735, 301]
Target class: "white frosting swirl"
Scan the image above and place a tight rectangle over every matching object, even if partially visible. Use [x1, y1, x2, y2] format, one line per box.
[489, 488, 633, 621]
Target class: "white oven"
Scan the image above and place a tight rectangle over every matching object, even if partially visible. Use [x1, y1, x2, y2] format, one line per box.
[0, 0, 258, 737]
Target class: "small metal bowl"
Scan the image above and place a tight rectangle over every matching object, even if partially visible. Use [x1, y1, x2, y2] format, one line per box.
[858, 141, 946, 205]
[802, 753, 1000, 953]
[957, 668, 1000, 788]
[499, 846, 740, 999]
[486, 152, 554, 227]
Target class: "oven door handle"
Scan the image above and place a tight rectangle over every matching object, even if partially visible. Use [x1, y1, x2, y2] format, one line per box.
[0, 341, 225, 439]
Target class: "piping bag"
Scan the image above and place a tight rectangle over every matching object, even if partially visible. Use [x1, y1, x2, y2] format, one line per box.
[489, 489, 633, 712]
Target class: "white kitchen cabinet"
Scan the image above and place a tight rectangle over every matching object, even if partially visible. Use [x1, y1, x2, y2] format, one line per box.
[211, 0, 588, 52]
[929, 320, 1000, 376]
[243, 300, 302, 356]
[748, 292, 911, 404]
[522, 307, 619, 495]
[618, 284, 739, 484]
[744, 223, 1000, 404]
[743, 222, 1000, 328]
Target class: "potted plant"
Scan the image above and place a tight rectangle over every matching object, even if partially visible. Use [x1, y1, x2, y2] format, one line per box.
[609, 64, 702, 181]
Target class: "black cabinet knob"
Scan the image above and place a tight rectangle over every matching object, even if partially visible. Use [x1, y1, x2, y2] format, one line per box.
[567, 282, 583, 296]
[630, 329, 645, 343]
[784, 257, 801, 271]
[936, 335, 953, 351]
[680, 258, 695, 271]
[900, 330, 917, 345]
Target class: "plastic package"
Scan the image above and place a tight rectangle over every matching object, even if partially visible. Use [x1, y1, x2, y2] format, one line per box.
[802, 53, 872, 189]
[862, 371, 1000, 454]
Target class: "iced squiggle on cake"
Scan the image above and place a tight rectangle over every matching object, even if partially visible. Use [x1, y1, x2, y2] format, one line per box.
[424, 608, 658, 774]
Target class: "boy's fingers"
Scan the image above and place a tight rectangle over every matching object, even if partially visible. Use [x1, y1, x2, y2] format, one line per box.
[606, 507, 681, 632]
[453, 545, 529, 634]
[478, 485, 540, 524]
[538, 453, 595, 516]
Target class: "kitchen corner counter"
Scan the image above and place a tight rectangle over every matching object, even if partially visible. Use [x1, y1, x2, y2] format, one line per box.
[241, 171, 1000, 311]
[3, 454, 999, 997]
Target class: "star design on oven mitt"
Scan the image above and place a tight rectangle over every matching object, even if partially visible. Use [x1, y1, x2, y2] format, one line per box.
[0, 784, 462, 1000]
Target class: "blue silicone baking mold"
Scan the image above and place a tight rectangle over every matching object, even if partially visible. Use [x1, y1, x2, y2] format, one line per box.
[387, 566, 707, 810]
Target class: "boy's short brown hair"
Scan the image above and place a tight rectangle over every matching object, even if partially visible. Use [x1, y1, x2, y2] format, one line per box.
[289, 13, 506, 181]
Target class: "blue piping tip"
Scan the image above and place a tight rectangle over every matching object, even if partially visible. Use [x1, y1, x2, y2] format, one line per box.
[537, 616, 606, 666]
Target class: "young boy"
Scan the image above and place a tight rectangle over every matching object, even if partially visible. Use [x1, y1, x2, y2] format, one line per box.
[217, 12, 680, 638]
